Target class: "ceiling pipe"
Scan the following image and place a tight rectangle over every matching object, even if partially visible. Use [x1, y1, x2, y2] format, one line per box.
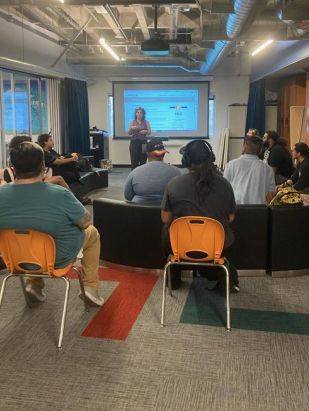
[66, 53, 200, 72]
[276, 4, 309, 37]
[226, 0, 269, 39]
[200, 0, 270, 74]
[104, 4, 128, 41]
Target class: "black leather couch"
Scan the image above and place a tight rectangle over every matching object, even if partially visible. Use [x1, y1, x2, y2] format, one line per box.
[269, 205, 309, 277]
[93, 199, 269, 275]
[93, 198, 165, 269]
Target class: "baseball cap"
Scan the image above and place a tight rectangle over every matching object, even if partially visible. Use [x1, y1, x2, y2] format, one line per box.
[146, 138, 169, 155]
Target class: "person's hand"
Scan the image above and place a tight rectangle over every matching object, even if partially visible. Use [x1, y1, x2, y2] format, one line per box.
[140, 130, 148, 134]
[60, 156, 65, 159]
[275, 184, 283, 193]
[131, 125, 138, 130]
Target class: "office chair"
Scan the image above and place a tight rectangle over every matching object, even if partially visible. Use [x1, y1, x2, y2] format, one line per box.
[0, 229, 89, 349]
[161, 217, 231, 331]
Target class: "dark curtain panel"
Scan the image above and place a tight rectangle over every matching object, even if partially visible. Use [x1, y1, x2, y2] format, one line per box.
[62, 78, 90, 155]
[245, 79, 265, 137]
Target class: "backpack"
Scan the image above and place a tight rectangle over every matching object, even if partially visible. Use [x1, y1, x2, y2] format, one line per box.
[269, 187, 303, 206]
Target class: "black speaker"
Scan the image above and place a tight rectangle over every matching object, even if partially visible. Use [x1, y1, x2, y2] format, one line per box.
[90, 132, 104, 168]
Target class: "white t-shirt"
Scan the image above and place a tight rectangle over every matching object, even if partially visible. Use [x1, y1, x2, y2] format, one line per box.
[223, 154, 275, 205]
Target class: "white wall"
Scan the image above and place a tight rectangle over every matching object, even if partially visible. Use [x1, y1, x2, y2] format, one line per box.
[87, 71, 249, 165]
[0, 14, 84, 77]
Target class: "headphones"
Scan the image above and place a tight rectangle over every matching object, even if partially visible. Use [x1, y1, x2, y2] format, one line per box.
[181, 140, 216, 168]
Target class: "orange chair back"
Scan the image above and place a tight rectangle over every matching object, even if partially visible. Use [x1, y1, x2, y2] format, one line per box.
[169, 217, 225, 264]
[0, 229, 72, 277]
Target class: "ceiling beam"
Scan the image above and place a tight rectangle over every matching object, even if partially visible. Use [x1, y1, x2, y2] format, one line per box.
[133, 5, 150, 40]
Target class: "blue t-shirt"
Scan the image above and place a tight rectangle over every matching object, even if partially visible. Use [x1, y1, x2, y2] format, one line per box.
[0, 182, 85, 268]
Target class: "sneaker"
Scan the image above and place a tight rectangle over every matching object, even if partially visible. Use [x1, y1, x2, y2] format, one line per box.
[231, 285, 240, 294]
[79, 286, 104, 307]
[25, 284, 47, 302]
[81, 197, 93, 206]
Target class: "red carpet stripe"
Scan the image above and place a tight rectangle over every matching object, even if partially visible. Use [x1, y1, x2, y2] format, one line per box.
[68, 268, 158, 340]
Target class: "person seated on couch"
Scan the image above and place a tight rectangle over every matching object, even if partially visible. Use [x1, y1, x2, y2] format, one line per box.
[161, 139, 239, 293]
[37, 133, 81, 185]
[263, 130, 294, 184]
[224, 136, 275, 205]
[124, 138, 181, 205]
[276, 142, 309, 192]
[0, 135, 70, 190]
[0, 141, 104, 306]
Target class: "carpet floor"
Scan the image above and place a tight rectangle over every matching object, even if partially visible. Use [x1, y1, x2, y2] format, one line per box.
[1, 269, 309, 411]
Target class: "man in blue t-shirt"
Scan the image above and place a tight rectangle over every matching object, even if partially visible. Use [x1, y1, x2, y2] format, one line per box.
[0, 142, 104, 306]
[124, 138, 181, 205]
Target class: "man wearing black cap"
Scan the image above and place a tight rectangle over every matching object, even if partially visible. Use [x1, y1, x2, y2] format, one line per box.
[124, 138, 181, 205]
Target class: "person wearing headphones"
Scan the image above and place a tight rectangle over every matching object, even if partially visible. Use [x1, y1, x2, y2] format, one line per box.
[161, 139, 239, 293]
[128, 107, 151, 170]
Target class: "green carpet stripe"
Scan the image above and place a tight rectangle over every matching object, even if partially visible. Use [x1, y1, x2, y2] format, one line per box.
[180, 305, 309, 335]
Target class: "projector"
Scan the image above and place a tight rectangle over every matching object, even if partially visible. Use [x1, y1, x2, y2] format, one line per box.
[141, 37, 170, 56]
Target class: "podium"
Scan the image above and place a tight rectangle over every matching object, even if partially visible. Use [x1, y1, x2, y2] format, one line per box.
[90, 129, 108, 168]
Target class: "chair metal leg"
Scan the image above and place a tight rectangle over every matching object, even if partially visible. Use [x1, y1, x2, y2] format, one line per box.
[72, 266, 89, 312]
[0, 274, 14, 311]
[161, 262, 172, 327]
[221, 264, 231, 331]
[167, 265, 172, 296]
[19, 276, 33, 308]
[58, 277, 70, 349]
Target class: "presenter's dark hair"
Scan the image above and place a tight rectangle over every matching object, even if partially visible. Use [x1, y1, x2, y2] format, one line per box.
[10, 142, 44, 179]
[9, 135, 32, 150]
[185, 140, 216, 205]
[294, 142, 309, 157]
[134, 107, 146, 119]
[37, 133, 51, 148]
[245, 136, 262, 155]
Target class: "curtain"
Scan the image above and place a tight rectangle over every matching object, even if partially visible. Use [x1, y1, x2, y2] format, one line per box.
[47, 78, 61, 153]
[245, 79, 265, 136]
[62, 78, 90, 155]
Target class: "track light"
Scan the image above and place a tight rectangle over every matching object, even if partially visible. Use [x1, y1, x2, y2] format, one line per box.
[99, 38, 120, 61]
[252, 40, 273, 56]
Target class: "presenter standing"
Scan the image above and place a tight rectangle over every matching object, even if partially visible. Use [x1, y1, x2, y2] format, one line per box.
[128, 107, 151, 170]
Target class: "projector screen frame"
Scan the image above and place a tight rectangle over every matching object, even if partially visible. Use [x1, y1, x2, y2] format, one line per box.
[112, 81, 210, 140]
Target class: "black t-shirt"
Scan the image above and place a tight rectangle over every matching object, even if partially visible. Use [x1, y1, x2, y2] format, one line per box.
[161, 172, 236, 248]
[44, 149, 60, 168]
[291, 156, 309, 191]
[263, 144, 294, 178]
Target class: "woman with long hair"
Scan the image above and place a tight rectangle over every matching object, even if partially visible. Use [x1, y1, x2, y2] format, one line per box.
[128, 107, 151, 170]
[161, 139, 239, 292]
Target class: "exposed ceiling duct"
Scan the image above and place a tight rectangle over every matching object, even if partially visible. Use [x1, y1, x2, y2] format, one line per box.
[66, 53, 200, 72]
[2, 0, 309, 75]
[200, 0, 270, 75]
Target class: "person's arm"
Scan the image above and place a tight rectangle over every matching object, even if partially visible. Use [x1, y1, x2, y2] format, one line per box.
[228, 214, 235, 223]
[139, 120, 151, 135]
[44, 175, 70, 190]
[223, 163, 231, 182]
[53, 155, 77, 165]
[128, 121, 137, 135]
[161, 210, 172, 224]
[124, 173, 135, 201]
[76, 209, 93, 229]
[267, 192, 275, 204]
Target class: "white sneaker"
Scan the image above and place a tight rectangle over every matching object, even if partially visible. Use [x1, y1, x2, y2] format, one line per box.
[79, 286, 104, 307]
[25, 284, 47, 302]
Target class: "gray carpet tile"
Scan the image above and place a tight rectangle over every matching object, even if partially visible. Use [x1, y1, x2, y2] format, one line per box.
[2, 216, 309, 410]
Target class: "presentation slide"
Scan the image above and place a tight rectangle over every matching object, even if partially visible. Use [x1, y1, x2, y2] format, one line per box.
[113, 82, 209, 139]
[124, 89, 198, 133]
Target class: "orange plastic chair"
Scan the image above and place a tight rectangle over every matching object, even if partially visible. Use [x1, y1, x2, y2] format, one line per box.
[0, 229, 89, 349]
[161, 217, 231, 330]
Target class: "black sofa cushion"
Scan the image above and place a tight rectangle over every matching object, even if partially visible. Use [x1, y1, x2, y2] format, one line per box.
[93, 198, 165, 269]
[269, 205, 309, 272]
[229, 205, 268, 270]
